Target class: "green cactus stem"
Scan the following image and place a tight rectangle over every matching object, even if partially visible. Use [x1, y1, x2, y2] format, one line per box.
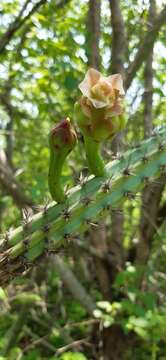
[0, 127, 165, 286]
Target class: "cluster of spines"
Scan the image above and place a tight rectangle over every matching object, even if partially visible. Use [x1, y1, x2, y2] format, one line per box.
[0, 127, 165, 282]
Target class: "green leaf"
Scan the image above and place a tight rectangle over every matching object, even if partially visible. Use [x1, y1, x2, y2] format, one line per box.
[129, 316, 148, 328]
[97, 301, 112, 312]
[0, 287, 7, 301]
[58, 352, 88, 360]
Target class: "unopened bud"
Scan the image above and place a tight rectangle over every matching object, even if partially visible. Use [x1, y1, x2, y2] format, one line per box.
[50, 118, 77, 151]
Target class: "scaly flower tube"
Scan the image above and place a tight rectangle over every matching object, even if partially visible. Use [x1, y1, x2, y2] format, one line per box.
[74, 68, 126, 176]
[48, 118, 77, 203]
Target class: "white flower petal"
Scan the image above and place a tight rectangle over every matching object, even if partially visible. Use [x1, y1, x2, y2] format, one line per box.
[79, 68, 100, 97]
[88, 68, 101, 86]
[107, 74, 125, 95]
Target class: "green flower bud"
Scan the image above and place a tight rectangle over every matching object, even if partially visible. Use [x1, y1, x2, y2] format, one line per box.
[48, 118, 77, 203]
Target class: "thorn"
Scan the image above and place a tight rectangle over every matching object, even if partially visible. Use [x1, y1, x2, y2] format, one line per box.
[23, 239, 29, 250]
[33, 198, 50, 214]
[33, 205, 42, 213]
[62, 208, 71, 221]
[123, 167, 133, 176]
[22, 208, 33, 235]
[43, 201, 50, 216]
[42, 225, 52, 251]
[77, 172, 88, 187]
[101, 176, 113, 193]
[81, 196, 92, 206]
[22, 207, 33, 223]
[101, 182, 110, 193]
[142, 155, 149, 163]
[64, 183, 70, 195]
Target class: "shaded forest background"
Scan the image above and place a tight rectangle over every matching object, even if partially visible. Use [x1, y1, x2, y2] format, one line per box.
[0, 0, 166, 359]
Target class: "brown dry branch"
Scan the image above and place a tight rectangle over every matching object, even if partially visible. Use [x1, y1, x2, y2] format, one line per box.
[0, 150, 34, 208]
[86, 0, 101, 69]
[85, 0, 112, 300]
[108, 0, 127, 279]
[108, 0, 127, 77]
[53, 254, 95, 315]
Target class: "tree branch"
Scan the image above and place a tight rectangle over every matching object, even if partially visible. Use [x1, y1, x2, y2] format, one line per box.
[125, 4, 166, 90]
[0, 0, 47, 55]
[136, 174, 166, 264]
[89, 223, 111, 299]
[108, 0, 127, 278]
[108, 0, 127, 77]
[53, 255, 95, 315]
[85, 0, 112, 299]
[0, 150, 34, 208]
[2, 304, 29, 356]
[143, 0, 156, 138]
[86, 0, 101, 69]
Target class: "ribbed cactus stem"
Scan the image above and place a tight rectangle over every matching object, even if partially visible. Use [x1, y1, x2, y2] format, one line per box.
[0, 127, 165, 286]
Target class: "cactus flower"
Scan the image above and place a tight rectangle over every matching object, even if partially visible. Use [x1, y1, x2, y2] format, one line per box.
[79, 68, 124, 114]
[75, 68, 126, 143]
[74, 69, 126, 177]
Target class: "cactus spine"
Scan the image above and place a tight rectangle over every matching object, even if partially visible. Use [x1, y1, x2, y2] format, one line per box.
[0, 127, 166, 285]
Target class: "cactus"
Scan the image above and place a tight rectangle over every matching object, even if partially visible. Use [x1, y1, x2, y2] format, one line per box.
[0, 127, 165, 286]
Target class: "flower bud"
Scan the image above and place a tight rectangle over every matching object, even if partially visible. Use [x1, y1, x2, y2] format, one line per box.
[50, 118, 77, 151]
[48, 118, 77, 203]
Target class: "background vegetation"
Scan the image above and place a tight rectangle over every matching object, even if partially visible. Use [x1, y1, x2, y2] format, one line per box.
[0, 0, 166, 359]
